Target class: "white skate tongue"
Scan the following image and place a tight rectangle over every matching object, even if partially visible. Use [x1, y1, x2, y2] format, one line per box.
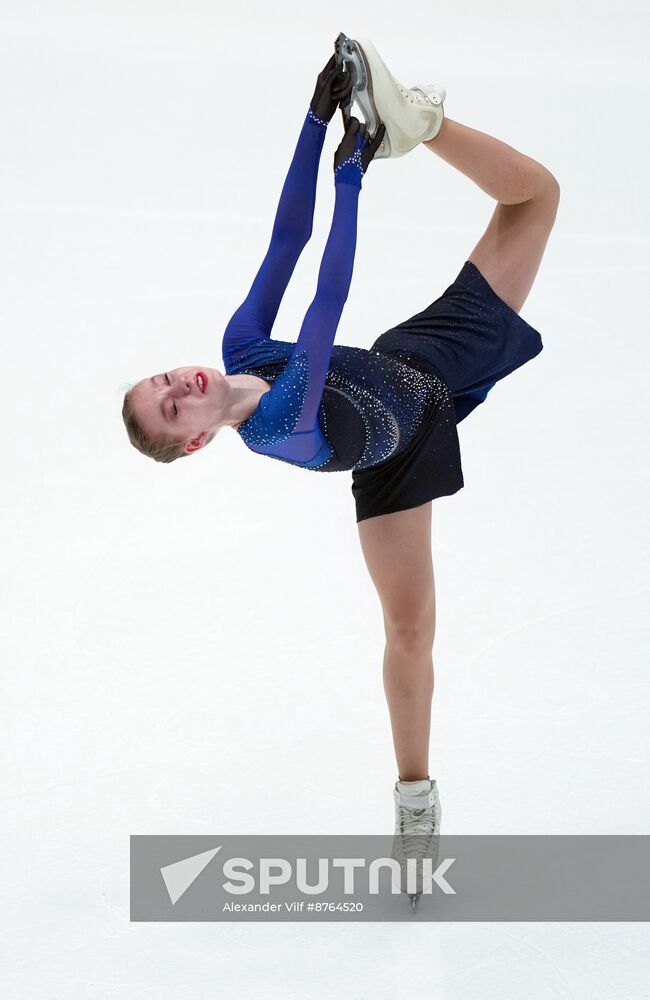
[396, 778, 433, 807]
[397, 778, 431, 794]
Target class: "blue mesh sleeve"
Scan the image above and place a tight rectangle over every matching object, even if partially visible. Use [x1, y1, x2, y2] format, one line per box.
[222, 109, 328, 368]
[236, 150, 363, 467]
[289, 160, 361, 434]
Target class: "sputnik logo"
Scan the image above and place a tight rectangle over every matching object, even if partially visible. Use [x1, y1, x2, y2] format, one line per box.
[160, 846, 223, 905]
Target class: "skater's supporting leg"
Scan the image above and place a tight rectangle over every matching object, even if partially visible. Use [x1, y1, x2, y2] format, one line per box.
[357, 503, 435, 781]
[423, 119, 560, 312]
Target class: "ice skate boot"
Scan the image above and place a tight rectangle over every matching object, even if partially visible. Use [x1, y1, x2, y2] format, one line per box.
[334, 32, 445, 159]
[391, 777, 441, 911]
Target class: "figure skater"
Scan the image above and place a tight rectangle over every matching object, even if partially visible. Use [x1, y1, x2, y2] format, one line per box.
[122, 35, 559, 907]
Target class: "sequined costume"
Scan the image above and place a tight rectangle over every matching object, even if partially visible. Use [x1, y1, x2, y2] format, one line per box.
[222, 107, 544, 520]
[222, 108, 453, 472]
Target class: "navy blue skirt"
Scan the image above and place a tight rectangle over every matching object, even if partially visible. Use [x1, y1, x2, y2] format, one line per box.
[351, 260, 544, 521]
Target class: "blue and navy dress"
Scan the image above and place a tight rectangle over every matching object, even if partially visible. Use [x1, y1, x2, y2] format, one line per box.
[222, 108, 544, 521]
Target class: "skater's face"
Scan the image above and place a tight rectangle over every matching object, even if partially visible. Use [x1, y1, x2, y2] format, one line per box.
[130, 365, 226, 453]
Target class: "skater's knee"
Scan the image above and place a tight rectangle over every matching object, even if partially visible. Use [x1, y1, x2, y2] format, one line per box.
[532, 165, 560, 213]
[384, 604, 436, 652]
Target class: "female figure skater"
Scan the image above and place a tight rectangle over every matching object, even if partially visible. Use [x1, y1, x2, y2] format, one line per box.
[122, 36, 559, 905]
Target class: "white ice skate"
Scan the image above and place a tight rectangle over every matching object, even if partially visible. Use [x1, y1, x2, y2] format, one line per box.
[334, 32, 445, 159]
[391, 777, 442, 911]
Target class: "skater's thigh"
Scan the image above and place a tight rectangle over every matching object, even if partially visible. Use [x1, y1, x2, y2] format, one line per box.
[357, 502, 435, 640]
[468, 175, 560, 314]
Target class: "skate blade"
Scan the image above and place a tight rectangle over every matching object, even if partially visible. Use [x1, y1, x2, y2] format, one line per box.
[334, 32, 389, 156]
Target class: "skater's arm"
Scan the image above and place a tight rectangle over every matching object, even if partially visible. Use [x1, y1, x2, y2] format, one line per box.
[287, 159, 362, 435]
[221, 110, 327, 363]
[235, 120, 385, 467]
[234, 158, 363, 467]
[222, 58, 352, 369]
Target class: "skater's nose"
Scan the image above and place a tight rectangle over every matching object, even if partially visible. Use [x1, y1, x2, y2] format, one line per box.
[167, 376, 192, 398]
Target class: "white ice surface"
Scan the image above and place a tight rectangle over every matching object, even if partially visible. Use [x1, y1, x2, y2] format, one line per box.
[1, 1, 649, 997]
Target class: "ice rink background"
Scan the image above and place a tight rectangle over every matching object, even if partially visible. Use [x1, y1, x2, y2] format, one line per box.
[2, 0, 649, 996]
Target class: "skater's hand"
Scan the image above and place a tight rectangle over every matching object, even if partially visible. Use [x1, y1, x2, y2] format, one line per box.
[310, 54, 353, 123]
[334, 116, 386, 175]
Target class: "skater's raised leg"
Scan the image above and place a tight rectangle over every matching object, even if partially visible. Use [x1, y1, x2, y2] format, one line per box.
[336, 33, 559, 310]
[423, 118, 560, 312]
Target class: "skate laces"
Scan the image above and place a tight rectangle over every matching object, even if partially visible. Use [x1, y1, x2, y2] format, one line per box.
[396, 803, 436, 836]
[399, 86, 436, 107]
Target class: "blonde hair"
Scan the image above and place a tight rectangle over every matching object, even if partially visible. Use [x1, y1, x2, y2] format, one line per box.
[121, 387, 215, 464]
